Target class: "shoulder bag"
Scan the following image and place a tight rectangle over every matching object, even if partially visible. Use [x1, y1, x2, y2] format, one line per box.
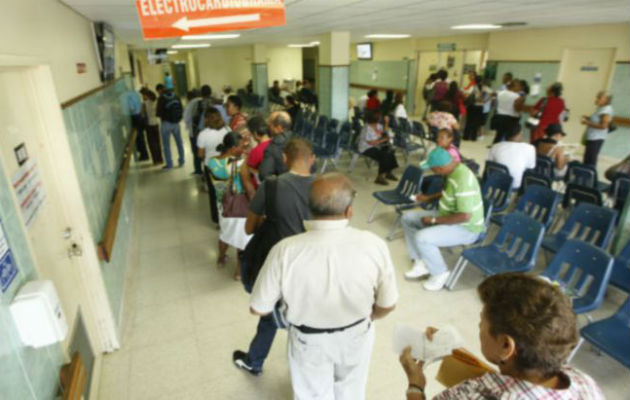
[221, 159, 249, 218]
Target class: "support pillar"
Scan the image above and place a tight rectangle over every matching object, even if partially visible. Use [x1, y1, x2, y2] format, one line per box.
[251, 44, 268, 110]
[318, 31, 350, 121]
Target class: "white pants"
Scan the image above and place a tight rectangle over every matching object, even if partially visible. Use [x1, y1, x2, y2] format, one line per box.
[288, 320, 374, 400]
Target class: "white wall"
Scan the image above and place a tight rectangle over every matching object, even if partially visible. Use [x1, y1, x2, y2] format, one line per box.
[267, 46, 302, 85]
[0, 0, 104, 102]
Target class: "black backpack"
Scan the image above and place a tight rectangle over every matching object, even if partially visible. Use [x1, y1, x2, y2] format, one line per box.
[192, 99, 211, 137]
[163, 95, 183, 123]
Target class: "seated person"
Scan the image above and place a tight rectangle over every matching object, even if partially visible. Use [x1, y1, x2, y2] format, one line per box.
[358, 110, 399, 185]
[366, 89, 381, 111]
[534, 123, 569, 178]
[402, 148, 484, 291]
[487, 124, 536, 189]
[285, 95, 300, 124]
[399, 273, 604, 399]
[436, 129, 461, 162]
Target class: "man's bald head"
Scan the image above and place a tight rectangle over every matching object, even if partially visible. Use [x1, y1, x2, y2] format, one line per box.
[269, 111, 292, 135]
[309, 173, 356, 218]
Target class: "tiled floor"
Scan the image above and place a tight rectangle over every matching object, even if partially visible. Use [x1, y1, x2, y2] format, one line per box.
[98, 132, 629, 399]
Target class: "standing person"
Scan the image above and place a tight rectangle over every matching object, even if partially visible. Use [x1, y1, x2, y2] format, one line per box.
[207, 132, 251, 280]
[500, 72, 513, 91]
[226, 95, 248, 134]
[240, 116, 272, 199]
[479, 79, 494, 140]
[190, 85, 215, 175]
[430, 69, 449, 110]
[492, 80, 525, 144]
[529, 83, 566, 144]
[487, 125, 536, 189]
[446, 81, 465, 120]
[359, 110, 399, 185]
[196, 107, 229, 165]
[422, 73, 437, 118]
[157, 88, 185, 170]
[284, 95, 300, 124]
[358, 90, 369, 112]
[402, 148, 485, 291]
[183, 89, 201, 137]
[250, 172, 398, 400]
[258, 111, 293, 181]
[140, 88, 163, 165]
[366, 89, 381, 111]
[581, 91, 613, 167]
[233, 138, 316, 376]
[127, 88, 149, 161]
[427, 101, 460, 133]
[393, 92, 408, 120]
[164, 71, 174, 91]
[463, 72, 484, 141]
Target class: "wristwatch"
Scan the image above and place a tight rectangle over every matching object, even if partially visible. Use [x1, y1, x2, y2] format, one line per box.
[406, 384, 425, 397]
[430, 217, 437, 225]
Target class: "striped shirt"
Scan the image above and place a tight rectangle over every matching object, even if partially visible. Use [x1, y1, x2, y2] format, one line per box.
[433, 367, 604, 399]
[438, 163, 485, 233]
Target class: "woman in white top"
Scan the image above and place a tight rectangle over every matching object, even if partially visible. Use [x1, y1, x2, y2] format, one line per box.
[197, 107, 229, 165]
[492, 80, 525, 144]
[393, 92, 408, 120]
[140, 88, 163, 165]
[581, 91, 613, 167]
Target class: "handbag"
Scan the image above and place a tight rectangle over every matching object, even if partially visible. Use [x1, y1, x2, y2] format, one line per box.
[221, 158, 249, 218]
[526, 98, 547, 129]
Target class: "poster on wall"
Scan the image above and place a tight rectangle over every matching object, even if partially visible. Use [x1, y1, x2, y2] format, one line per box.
[0, 221, 18, 293]
[11, 159, 46, 228]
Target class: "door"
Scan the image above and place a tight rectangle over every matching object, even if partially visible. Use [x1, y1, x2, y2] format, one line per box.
[173, 61, 189, 97]
[558, 48, 616, 142]
[0, 66, 117, 353]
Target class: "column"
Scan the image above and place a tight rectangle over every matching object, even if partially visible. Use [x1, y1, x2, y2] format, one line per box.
[318, 31, 350, 121]
[251, 44, 268, 110]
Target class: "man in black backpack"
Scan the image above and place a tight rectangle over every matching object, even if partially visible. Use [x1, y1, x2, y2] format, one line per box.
[190, 85, 213, 175]
[157, 87, 184, 170]
[233, 137, 315, 376]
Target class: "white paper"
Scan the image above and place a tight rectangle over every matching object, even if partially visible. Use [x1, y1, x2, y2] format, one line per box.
[393, 324, 463, 361]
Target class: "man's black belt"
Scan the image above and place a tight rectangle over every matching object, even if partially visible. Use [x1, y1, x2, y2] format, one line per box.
[294, 318, 365, 334]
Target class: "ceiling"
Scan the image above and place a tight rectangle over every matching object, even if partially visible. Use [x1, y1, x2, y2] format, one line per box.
[60, 0, 630, 49]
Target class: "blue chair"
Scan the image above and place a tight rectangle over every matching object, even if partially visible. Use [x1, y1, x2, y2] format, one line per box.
[609, 241, 630, 294]
[482, 160, 510, 182]
[542, 203, 617, 255]
[541, 239, 613, 314]
[481, 171, 514, 213]
[367, 166, 423, 237]
[393, 129, 422, 163]
[492, 184, 559, 229]
[606, 172, 630, 212]
[565, 161, 605, 190]
[562, 183, 602, 209]
[575, 298, 630, 368]
[535, 155, 556, 181]
[519, 169, 552, 196]
[446, 213, 545, 290]
[314, 130, 341, 173]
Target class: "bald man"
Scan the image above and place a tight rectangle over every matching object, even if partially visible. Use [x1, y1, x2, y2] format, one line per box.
[258, 111, 292, 181]
[250, 172, 398, 400]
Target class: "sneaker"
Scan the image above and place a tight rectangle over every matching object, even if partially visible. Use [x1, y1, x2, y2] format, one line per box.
[423, 272, 450, 291]
[404, 261, 430, 279]
[374, 176, 389, 185]
[233, 350, 262, 376]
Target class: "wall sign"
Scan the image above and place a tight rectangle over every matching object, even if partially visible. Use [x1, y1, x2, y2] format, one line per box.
[11, 159, 46, 228]
[76, 63, 87, 74]
[14, 143, 28, 166]
[580, 66, 599, 72]
[437, 43, 456, 52]
[0, 221, 18, 293]
[135, 0, 286, 40]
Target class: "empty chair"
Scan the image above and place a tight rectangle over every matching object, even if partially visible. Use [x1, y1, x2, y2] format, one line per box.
[315, 114, 329, 131]
[606, 172, 630, 212]
[481, 171, 514, 213]
[541, 239, 613, 314]
[535, 155, 556, 181]
[446, 213, 545, 290]
[367, 166, 423, 238]
[314, 129, 341, 173]
[562, 183, 602, 209]
[575, 298, 630, 368]
[609, 241, 630, 294]
[492, 184, 559, 229]
[393, 129, 422, 163]
[519, 169, 552, 195]
[565, 161, 599, 189]
[482, 160, 510, 181]
[327, 118, 339, 133]
[542, 203, 617, 255]
[312, 123, 327, 147]
[398, 117, 412, 133]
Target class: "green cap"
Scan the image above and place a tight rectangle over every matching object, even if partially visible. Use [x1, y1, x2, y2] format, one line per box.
[420, 147, 453, 170]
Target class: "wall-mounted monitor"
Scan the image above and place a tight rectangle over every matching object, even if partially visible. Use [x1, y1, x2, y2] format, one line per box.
[357, 43, 373, 60]
[147, 49, 168, 65]
[92, 22, 115, 82]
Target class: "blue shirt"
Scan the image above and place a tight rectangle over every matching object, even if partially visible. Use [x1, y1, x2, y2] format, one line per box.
[165, 75, 174, 90]
[126, 91, 142, 115]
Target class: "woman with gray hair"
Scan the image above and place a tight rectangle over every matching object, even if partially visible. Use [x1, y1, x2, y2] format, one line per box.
[581, 91, 613, 166]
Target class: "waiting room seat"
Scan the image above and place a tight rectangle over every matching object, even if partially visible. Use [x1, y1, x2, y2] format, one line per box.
[519, 169, 552, 196]
[565, 161, 607, 191]
[367, 166, 423, 239]
[609, 241, 630, 294]
[446, 213, 545, 290]
[482, 160, 510, 182]
[535, 155, 557, 181]
[492, 184, 559, 229]
[393, 128, 422, 164]
[481, 171, 514, 213]
[575, 298, 630, 368]
[541, 203, 617, 255]
[314, 128, 342, 173]
[605, 172, 630, 212]
[562, 183, 603, 209]
[541, 239, 613, 314]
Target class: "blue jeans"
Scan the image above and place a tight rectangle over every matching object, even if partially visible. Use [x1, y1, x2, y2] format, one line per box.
[247, 314, 277, 370]
[401, 210, 479, 276]
[160, 121, 184, 168]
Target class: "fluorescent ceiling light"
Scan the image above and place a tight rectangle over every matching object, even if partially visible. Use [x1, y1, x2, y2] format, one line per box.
[365, 34, 410, 39]
[451, 24, 501, 30]
[171, 43, 211, 49]
[167, 50, 178, 55]
[288, 41, 319, 48]
[182, 34, 240, 40]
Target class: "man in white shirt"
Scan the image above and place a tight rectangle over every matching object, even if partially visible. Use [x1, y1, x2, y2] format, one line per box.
[487, 125, 536, 189]
[250, 172, 398, 400]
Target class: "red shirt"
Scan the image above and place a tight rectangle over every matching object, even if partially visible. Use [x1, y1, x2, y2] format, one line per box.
[535, 96, 565, 127]
[366, 97, 381, 111]
[247, 140, 271, 170]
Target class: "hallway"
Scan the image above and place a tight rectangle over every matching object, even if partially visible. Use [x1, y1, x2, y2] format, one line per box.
[97, 139, 629, 399]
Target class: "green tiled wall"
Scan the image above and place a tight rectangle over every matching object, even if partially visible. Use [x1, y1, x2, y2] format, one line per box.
[252, 63, 269, 110]
[0, 152, 64, 400]
[319, 66, 349, 121]
[62, 75, 136, 326]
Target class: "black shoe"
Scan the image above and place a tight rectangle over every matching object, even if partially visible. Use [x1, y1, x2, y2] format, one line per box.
[386, 173, 398, 181]
[233, 350, 262, 376]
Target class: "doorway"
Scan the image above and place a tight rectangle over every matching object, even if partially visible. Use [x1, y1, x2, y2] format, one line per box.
[558, 48, 616, 142]
[172, 61, 189, 97]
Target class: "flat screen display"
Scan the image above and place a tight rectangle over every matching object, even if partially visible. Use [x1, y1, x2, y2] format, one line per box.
[357, 43, 373, 60]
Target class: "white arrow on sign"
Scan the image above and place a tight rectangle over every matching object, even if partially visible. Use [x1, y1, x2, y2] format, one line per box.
[173, 13, 261, 31]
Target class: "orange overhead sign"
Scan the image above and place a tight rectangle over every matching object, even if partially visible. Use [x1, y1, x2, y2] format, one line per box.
[136, 0, 285, 40]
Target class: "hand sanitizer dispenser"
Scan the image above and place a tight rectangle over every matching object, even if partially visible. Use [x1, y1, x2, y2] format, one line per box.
[9, 280, 68, 348]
